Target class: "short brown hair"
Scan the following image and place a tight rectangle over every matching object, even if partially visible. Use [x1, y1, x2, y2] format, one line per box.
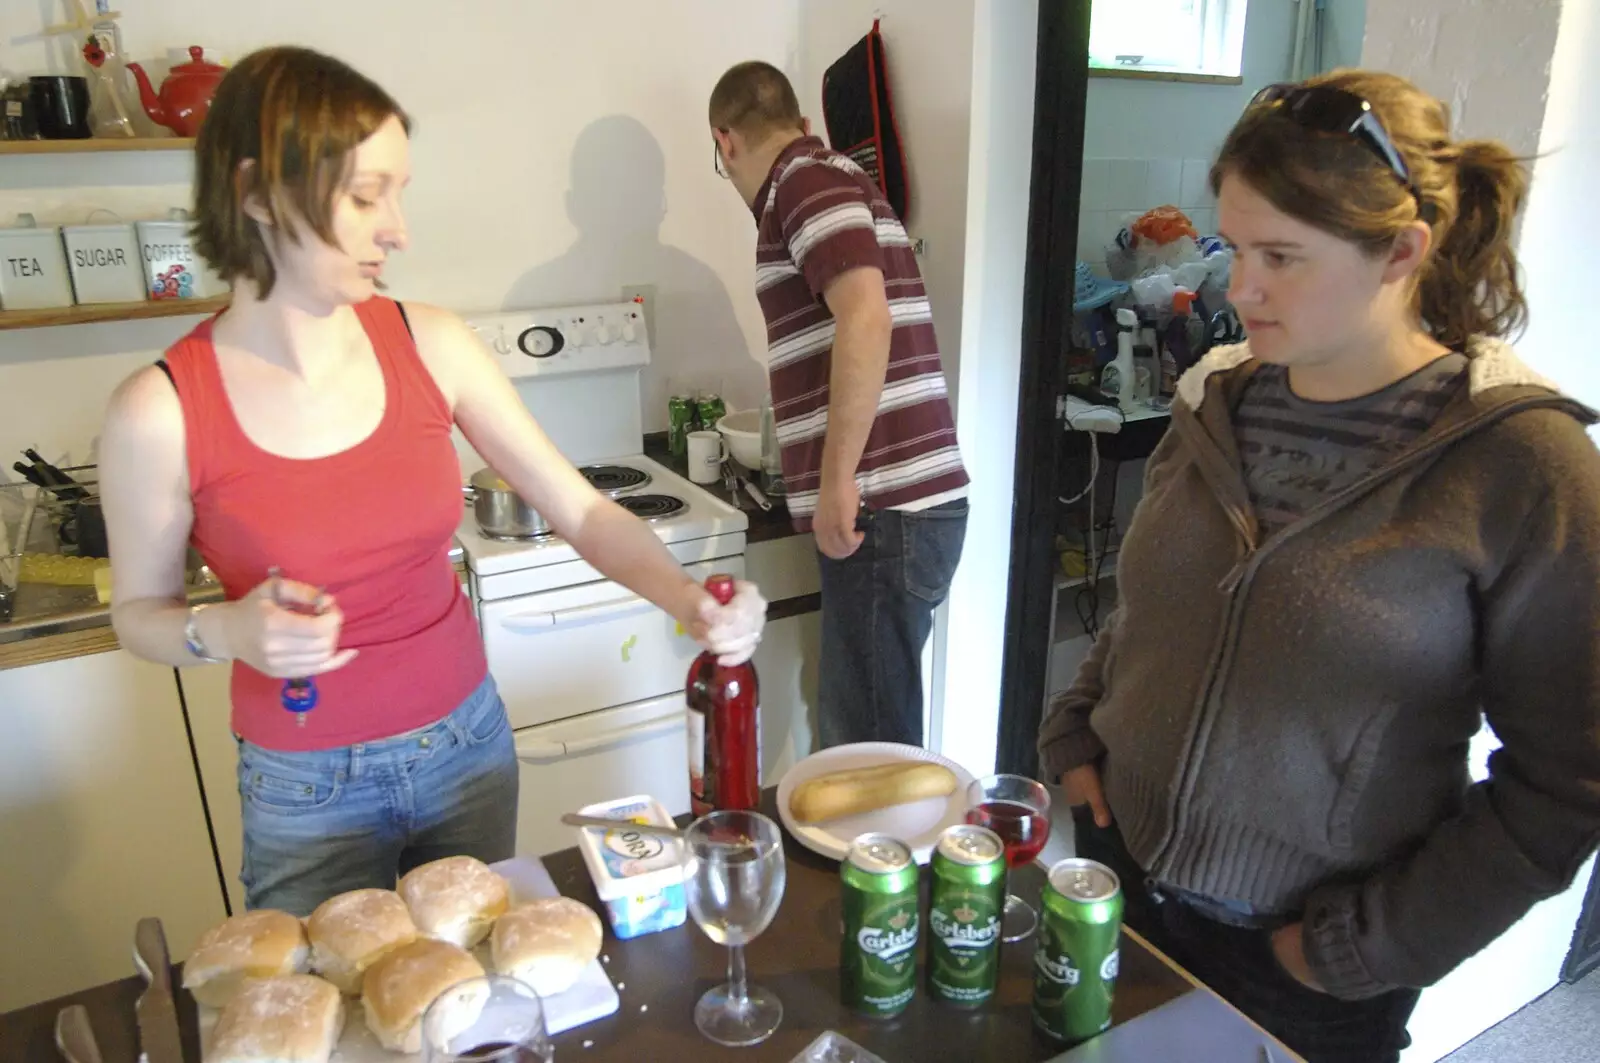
[192, 46, 410, 297]
[1212, 69, 1529, 348]
[708, 61, 803, 139]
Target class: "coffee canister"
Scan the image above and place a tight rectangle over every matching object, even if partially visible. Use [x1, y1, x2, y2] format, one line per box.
[0, 214, 74, 310]
[136, 213, 224, 300]
[62, 215, 145, 304]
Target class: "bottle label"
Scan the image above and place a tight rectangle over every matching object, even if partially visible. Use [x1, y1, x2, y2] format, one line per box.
[686, 705, 708, 811]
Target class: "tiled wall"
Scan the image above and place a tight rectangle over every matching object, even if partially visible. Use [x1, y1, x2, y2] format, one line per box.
[1076, 157, 1218, 271]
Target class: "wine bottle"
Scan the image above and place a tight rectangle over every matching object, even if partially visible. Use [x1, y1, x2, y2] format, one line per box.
[685, 574, 760, 816]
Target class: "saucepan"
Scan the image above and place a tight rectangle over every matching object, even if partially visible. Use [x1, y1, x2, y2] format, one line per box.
[464, 467, 551, 539]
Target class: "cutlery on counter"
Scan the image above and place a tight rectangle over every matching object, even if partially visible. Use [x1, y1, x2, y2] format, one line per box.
[133, 917, 186, 1063]
[54, 1004, 104, 1063]
[561, 812, 685, 840]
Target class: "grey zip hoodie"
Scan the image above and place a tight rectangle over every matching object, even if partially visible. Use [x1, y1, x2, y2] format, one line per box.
[1038, 338, 1600, 999]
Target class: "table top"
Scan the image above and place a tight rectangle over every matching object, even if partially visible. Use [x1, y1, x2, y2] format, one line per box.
[0, 793, 1197, 1062]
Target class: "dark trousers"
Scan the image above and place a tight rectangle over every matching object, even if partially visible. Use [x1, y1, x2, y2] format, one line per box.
[1072, 806, 1422, 1063]
[815, 499, 968, 749]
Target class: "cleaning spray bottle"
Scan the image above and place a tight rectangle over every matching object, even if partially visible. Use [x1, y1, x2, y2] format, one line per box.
[1101, 307, 1140, 412]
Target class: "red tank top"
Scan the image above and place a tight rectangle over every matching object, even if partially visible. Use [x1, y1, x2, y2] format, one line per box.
[165, 297, 487, 751]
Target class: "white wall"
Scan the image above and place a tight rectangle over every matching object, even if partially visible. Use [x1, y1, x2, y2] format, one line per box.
[797, 1, 975, 396]
[0, 0, 797, 467]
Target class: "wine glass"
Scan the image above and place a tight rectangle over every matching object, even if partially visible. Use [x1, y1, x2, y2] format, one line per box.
[421, 974, 553, 1063]
[682, 809, 787, 1046]
[966, 774, 1053, 942]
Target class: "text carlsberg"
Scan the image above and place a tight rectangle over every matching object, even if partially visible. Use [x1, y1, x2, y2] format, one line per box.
[930, 907, 1000, 952]
[858, 916, 920, 963]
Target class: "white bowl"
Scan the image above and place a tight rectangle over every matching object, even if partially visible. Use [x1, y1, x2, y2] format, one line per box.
[716, 410, 764, 471]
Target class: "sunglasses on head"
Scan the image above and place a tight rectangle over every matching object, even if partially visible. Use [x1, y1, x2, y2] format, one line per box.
[1249, 83, 1420, 205]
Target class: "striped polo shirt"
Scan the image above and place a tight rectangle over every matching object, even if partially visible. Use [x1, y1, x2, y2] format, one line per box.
[752, 136, 967, 530]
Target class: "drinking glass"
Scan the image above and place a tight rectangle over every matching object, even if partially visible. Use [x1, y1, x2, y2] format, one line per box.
[965, 773, 1053, 942]
[421, 974, 553, 1063]
[682, 809, 787, 1046]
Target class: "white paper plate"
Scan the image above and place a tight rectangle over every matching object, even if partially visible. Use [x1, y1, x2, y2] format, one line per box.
[776, 742, 976, 865]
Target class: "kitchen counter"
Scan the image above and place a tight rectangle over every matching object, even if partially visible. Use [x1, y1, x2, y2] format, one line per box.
[0, 543, 468, 669]
[0, 790, 1272, 1063]
[643, 431, 801, 545]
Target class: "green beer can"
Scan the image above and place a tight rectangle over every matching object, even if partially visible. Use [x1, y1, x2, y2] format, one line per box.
[667, 394, 695, 459]
[1032, 858, 1124, 1043]
[696, 393, 727, 435]
[840, 833, 920, 1018]
[927, 824, 1006, 1008]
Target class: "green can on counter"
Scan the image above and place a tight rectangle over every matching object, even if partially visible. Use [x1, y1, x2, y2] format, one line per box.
[840, 833, 920, 1018]
[696, 393, 726, 436]
[927, 824, 1006, 1008]
[667, 394, 696, 459]
[1033, 857, 1124, 1044]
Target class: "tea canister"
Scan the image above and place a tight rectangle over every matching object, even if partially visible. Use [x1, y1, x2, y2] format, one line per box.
[0, 214, 74, 311]
[136, 217, 223, 300]
[62, 219, 145, 304]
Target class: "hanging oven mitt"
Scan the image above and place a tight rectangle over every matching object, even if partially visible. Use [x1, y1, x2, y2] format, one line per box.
[822, 19, 912, 223]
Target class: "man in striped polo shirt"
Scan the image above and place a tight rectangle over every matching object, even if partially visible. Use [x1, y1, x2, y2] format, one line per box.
[709, 61, 968, 749]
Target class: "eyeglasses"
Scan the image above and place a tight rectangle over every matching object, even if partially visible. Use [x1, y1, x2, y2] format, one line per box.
[1249, 83, 1420, 204]
[713, 134, 730, 180]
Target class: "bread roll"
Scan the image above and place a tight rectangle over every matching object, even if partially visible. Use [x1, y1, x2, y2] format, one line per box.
[306, 889, 418, 996]
[398, 855, 510, 949]
[492, 898, 603, 998]
[789, 761, 959, 824]
[205, 974, 344, 1063]
[361, 938, 487, 1055]
[184, 910, 310, 1010]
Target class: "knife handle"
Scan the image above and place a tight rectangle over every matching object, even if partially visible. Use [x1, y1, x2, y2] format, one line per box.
[133, 917, 172, 991]
[55, 1004, 104, 1063]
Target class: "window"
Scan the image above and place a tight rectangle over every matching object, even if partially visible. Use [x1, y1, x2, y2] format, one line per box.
[1089, 0, 1248, 80]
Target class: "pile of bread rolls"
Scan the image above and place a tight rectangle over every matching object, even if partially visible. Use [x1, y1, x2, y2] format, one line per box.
[186, 856, 604, 1063]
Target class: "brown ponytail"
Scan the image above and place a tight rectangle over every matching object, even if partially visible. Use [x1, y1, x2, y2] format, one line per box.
[1210, 69, 1532, 349]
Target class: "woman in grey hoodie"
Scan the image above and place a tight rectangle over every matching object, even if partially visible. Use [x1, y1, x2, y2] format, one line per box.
[1039, 69, 1600, 1063]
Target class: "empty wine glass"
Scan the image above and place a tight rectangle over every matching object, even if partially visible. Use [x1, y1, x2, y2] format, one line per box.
[965, 774, 1053, 942]
[682, 809, 787, 1046]
[421, 974, 553, 1063]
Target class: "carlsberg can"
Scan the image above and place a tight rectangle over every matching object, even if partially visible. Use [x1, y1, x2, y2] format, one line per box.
[840, 833, 920, 1018]
[927, 824, 1006, 1008]
[1032, 858, 1124, 1043]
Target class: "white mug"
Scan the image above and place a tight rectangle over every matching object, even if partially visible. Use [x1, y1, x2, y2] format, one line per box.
[687, 430, 727, 485]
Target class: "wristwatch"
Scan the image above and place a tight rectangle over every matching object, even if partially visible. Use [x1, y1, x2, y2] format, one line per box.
[184, 604, 225, 664]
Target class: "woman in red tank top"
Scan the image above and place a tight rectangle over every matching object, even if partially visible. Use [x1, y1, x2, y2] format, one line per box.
[98, 47, 765, 917]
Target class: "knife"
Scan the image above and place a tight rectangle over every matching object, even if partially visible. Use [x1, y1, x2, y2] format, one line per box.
[54, 1004, 104, 1063]
[133, 918, 185, 1063]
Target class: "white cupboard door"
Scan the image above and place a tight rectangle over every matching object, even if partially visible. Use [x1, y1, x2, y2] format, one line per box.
[0, 649, 227, 1011]
[182, 662, 245, 917]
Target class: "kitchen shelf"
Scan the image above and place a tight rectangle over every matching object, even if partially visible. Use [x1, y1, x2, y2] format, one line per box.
[0, 295, 228, 331]
[1055, 556, 1118, 592]
[0, 137, 194, 155]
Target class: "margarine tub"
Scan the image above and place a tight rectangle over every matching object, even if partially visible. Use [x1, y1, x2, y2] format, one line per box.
[575, 794, 688, 939]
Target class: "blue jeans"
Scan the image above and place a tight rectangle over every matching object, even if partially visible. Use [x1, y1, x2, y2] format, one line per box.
[236, 674, 518, 916]
[816, 499, 969, 749]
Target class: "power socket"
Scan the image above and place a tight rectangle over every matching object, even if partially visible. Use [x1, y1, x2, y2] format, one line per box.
[621, 284, 658, 344]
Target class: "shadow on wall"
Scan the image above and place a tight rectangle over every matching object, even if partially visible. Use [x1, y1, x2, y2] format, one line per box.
[503, 115, 762, 429]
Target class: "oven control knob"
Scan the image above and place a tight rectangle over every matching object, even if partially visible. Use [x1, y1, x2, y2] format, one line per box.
[594, 320, 616, 345]
[492, 330, 511, 356]
[517, 325, 565, 359]
[621, 319, 639, 343]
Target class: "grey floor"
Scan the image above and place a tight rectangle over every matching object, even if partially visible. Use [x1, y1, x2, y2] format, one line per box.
[1037, 791, 1600, 1062]
[1439, 970, 1599, 1063]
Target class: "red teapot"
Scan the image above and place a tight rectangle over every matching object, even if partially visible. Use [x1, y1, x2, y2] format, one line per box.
[127, 46, 225, 138]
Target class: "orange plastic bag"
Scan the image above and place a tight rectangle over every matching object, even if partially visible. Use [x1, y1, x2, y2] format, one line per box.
[1131, 206, 1198, 247]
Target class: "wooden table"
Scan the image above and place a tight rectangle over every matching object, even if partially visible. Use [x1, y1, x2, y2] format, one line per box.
[0, 793, 1202, 1062]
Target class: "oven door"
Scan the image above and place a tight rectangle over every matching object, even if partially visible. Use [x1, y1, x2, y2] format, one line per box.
[511, 692, 691, 856]
[481, 554, 745, 730]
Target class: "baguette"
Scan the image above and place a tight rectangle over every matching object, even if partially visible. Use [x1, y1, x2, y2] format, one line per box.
[789, 761, 959, 824]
